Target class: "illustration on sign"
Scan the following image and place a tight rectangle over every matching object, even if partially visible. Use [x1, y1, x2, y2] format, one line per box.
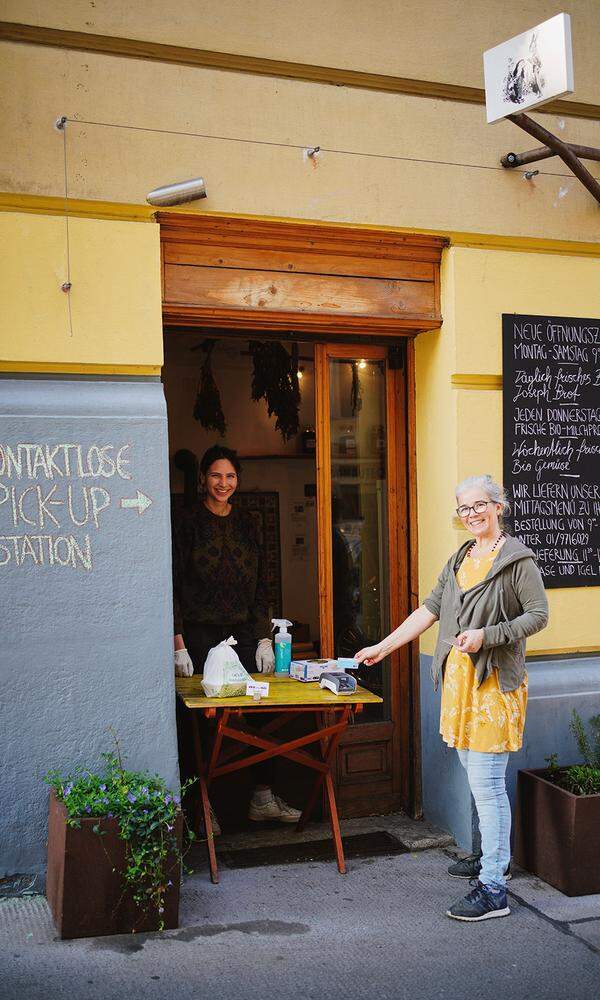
[484, 13, 574, 124]
[502, 314, 600, 588]
[0, 442, 152, 570]
[502, 32, 544, 107]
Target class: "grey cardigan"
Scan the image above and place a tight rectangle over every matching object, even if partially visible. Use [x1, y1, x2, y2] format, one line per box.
[423, 535, 549, 693]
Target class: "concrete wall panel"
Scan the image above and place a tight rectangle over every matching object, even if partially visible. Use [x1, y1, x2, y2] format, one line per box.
[0, 378, 178, 875]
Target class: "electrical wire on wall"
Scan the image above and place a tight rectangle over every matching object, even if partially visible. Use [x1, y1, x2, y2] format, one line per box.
[54, 109, 597, 340]
[55, 115, 74, 338]
[60, 115, 589, 181]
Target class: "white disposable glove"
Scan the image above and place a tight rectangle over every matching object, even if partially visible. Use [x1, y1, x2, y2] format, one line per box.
[255, 638, 275, 674]
[174, 648, 194, 677]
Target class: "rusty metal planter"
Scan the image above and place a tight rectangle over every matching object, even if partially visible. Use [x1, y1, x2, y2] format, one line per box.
[46, 790, 182, 938]
[514, 768, 600, 897]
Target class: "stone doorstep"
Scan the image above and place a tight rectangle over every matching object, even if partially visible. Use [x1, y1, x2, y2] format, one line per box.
[203, 810, 455, 854]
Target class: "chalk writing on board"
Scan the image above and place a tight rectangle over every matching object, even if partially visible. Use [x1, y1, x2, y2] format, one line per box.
[503, 315, 600, 588]
[0, 442, 150, 572]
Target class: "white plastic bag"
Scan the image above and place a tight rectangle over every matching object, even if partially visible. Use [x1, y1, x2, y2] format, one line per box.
[201, 636, 252, 698]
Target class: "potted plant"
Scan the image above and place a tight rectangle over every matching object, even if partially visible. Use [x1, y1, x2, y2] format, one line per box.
[45, 741, 194, 939]
[514, 710, 600, 896]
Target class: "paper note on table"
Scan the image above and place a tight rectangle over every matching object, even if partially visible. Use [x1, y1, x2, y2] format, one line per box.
[246, 680, 270, 697]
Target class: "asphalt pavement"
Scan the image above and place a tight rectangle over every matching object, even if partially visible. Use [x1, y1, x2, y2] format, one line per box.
[1, 845, 599, 1000]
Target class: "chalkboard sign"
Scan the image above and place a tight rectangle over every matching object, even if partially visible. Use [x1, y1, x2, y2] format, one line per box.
[503, 313, 600, 588]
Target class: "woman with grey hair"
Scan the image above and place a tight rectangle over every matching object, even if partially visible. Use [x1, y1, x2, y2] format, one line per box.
[355, 474, 548, 922]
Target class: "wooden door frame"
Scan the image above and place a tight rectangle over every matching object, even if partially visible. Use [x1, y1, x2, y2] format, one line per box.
[315, 342, 408, 808]
[160, 213, 446, 816]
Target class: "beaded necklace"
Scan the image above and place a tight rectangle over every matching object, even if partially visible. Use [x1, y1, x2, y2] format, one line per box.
[467, 531, 505, 559]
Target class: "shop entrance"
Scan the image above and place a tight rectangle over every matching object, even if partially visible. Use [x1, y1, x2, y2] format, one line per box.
[160, 213, 446, 824]
[162, 333, 408, 823]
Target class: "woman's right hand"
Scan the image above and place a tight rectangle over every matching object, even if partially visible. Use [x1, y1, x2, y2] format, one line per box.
[174, 648, 194, 677]
[354, 642, 386, 666]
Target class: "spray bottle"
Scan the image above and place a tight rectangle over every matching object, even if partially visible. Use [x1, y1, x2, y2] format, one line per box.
[271, 619, 294, 675]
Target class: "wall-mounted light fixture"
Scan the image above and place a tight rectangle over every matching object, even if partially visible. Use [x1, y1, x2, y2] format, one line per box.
[146, 178, 207, 206]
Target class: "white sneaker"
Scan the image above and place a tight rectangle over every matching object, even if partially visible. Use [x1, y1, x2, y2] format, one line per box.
[248, 793, 301, 824]
[274, 795, 302, 823]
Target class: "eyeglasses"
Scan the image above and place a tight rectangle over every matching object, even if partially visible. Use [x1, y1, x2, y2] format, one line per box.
[456, 500, 493, 518]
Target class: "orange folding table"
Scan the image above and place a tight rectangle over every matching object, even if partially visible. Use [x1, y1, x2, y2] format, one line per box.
[176, 674, 382, 883]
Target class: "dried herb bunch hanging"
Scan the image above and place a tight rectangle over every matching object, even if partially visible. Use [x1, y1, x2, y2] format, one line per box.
[351, 362, 363, 416]
[249, 340, 301, 442]
[193, 339, 226, 436]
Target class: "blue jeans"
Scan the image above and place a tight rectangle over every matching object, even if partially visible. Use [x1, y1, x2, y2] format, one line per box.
[457, 749, 511, 890]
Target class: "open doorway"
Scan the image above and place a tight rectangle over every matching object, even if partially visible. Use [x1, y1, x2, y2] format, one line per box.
[163, 330, 414, 839]
[159, 214, 445, 827]
[163, 332, 321, 830]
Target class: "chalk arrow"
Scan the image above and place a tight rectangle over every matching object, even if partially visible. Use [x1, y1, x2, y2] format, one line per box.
[119, 490, 153, 515]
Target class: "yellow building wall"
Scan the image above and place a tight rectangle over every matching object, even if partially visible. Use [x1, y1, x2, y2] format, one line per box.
[1, 36, 599, 243]
[416, 246, 600, 655]
[0, 213, 163, 371]
[1, 5, 598, 651]
[2, 0, 599, 105]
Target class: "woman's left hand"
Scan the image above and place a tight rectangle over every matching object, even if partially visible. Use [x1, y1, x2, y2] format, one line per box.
[454, 628, 485, 653]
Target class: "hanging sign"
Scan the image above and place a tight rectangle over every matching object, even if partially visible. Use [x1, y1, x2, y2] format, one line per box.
[502, 314, 600, 588]
[484, 13, 574, 124]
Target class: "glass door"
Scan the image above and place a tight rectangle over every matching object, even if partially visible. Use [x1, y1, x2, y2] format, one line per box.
[315, 344, 409, 815]
[329, 354, 390, 720]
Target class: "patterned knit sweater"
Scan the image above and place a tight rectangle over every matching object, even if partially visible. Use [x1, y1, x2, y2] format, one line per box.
[172, 501, 270, 640]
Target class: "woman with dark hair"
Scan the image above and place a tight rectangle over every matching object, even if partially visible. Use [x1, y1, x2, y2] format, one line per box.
[172, 444, 300, 828]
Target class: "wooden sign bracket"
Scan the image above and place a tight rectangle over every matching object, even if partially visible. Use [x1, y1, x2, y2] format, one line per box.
[501, 112, 600, 206]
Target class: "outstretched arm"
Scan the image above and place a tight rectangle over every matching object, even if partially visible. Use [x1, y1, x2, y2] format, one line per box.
[355, 605, 438, 665]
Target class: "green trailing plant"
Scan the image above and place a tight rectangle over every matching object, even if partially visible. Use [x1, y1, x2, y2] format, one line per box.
[45, 737, 195, 931]
[545, 711, 600, 796]
[249, 340, 300, 442]
[193, 339, 226, 435]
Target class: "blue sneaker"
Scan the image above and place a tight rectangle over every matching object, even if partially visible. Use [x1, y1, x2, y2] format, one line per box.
[446, 880, 510, 921]
[447, 852, 511, 881]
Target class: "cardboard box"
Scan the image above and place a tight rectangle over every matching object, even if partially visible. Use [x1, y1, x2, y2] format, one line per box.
[290, 659, 343, 682]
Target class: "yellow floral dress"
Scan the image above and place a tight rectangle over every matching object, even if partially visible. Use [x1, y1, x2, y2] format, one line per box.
[439, 549, 528, 753]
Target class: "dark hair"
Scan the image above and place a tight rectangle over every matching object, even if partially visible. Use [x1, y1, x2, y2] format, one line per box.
[199, 445, 242, 477]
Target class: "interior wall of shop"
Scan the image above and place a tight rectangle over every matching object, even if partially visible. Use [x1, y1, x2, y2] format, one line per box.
[0, 378, 178, 876]
[163, 339, 320, 639]
[2, 36, 600, 242]
[415, 246, 600, 847]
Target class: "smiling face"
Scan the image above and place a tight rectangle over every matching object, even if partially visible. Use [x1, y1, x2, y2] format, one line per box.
[456, 486, 502, 540]
[203, 459, 238, 506]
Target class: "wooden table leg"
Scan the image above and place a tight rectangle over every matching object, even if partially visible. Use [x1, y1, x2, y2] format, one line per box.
[296, 711, 329, 832]
[206, 709, 229, 790]
[324, 770, 346, 875]
[296, 707, 350, 848]
[191, 712, 219, 884]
